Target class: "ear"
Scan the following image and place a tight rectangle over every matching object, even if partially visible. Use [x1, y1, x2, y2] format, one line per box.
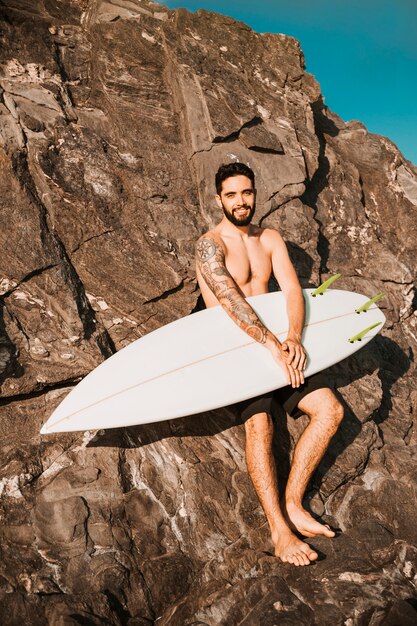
[215, 194, 222, 208]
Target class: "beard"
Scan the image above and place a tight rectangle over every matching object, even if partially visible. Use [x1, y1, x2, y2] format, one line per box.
[222, 202, 255, 226]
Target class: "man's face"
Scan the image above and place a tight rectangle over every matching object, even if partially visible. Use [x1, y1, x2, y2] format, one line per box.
[216, 175, 256, 226]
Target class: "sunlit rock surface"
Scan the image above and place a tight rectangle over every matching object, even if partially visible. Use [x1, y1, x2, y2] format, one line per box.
[0, 1, 416, 624]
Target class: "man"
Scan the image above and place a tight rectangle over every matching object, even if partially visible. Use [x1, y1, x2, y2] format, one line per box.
[195, 162, 344, 566]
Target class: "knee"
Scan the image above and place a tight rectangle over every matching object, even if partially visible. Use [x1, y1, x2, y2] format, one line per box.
[330, 399, 344, 430]
[244, 412, 274, 437]
[311, 395, 344, 432]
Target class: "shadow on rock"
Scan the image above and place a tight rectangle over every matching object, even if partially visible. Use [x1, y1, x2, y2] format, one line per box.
[327, 334, 412, 425]
[0, 301, 24, 389]
[300, 99, 341, 274]
[87, 405, 241, 449]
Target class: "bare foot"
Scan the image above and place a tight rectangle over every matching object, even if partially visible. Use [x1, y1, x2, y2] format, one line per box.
[272, 529, 318, 566]
[283, 501, 335, 538]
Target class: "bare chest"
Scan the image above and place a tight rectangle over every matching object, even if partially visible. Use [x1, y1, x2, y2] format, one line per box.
[224, 239, 272, 288]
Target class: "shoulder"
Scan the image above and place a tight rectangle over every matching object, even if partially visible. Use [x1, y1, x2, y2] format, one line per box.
[258, 227, 286, 251]
[195, 230, 225, 262]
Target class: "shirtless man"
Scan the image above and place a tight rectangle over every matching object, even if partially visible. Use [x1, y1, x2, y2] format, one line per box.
[195, 162, 344, 566]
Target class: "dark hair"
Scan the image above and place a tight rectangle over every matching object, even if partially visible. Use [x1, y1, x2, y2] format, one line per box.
[215, 162, 255, 195]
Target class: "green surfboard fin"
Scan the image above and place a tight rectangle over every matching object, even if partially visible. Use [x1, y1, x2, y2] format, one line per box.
[355, 293, 385, 314]
[311, 273, 342, 297]
[348, 322, 382, 343]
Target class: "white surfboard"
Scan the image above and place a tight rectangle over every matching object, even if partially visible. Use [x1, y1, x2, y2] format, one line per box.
[40, 289, 385, 434]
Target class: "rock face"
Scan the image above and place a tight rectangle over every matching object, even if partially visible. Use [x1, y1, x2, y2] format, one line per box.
[1, 1, 416, 624]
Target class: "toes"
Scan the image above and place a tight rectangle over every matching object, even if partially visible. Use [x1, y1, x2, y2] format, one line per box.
[324, 525, 336, 537]
[277, 536, 319, 566]
[308, 522, 334, 538]
[287, 554, 299, 566]
[290, 551, 311, 566]
[300, 544, 318, 562]
[297, 551, 310, 566]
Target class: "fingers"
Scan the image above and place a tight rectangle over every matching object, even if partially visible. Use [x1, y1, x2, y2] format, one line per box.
[283, 350, 304, 387]
[286, 363, 296, 388]
[282, 341, 306, 373]
[273, 344, 304, 387]
[297, 354, 305, 384]
[294, 366, 303, 387]
[287, 358, 305, 387]
[293, 346, 306, 373]
[291, 346, 302, 370]
[283, 362, 292, 386]
[283, 341, 296, 365]
[299, 349, 307, 372]
[286, 363, 303, 388]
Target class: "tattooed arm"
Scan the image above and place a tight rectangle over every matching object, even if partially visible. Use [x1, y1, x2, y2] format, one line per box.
[196, 235, 271, 343]
[195, 235, 300, 387]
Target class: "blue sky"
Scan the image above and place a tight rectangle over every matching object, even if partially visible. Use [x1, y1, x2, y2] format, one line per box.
[162, 0, 417, 165]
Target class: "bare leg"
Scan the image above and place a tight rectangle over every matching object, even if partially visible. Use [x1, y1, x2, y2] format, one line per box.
[283, 388, 344, 538]
[244, 411, 318, 566]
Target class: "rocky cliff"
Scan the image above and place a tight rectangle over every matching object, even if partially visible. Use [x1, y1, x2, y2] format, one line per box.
[1, 1, 416, 624]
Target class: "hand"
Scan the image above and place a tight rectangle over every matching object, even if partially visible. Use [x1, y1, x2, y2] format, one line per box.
[267, 339, 304, 388]
[281, 337, 306, 372]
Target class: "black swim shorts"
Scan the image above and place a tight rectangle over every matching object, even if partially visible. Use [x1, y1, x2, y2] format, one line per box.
[236, 371, 332, 421]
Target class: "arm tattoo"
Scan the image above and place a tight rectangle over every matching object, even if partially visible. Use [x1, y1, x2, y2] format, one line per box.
[196, 236, 269, 345]
[196, 238, 217, 262]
